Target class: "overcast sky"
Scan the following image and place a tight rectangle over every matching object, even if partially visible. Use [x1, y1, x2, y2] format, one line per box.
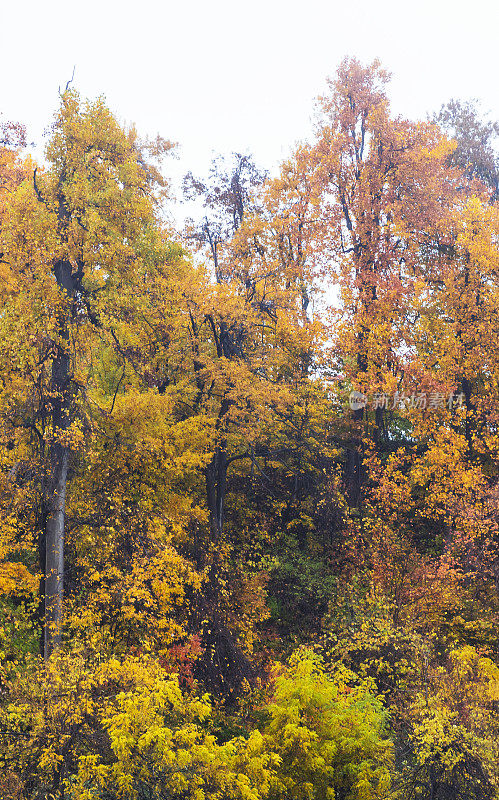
[2, 0, 498, 182]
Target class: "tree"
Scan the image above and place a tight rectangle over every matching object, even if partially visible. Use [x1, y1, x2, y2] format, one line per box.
[173, 150, 334, 693]
[303, 58, 459, 499]
[436, 99, 499, 200]
[0, 90, 178, 658]
[183, 152, 267, 281]
[263, 648, 393, 800]
[1, 648, 394, 800]
[406, 646, 499, 799]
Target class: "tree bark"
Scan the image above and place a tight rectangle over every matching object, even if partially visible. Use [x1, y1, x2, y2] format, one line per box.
[205, 445, 227, 545]
[43, 258, 74, 659]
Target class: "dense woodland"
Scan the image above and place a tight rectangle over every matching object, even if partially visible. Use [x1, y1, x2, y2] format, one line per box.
[0, 58, 498, 799]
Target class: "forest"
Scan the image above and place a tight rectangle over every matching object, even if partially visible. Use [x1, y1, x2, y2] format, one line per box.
[0, 58, 498, 799]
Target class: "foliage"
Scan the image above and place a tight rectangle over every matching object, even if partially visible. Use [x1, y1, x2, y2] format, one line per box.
[404, 646, 499, 799]
[0, 58, 498, 800]
[263, 649, 393, 800]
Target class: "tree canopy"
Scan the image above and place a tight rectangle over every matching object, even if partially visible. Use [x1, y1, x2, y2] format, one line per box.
[0, 59, 498, 800]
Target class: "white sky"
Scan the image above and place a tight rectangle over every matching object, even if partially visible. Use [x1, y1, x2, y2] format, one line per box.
[2, 0, 498, 184]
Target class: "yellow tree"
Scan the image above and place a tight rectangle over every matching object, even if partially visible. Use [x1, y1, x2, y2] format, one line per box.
[179, 147, 342, 687]
[0, 90, 178, 658]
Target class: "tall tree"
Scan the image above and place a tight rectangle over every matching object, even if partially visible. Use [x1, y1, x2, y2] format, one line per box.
[176, 152, 332, 691]
[0, 90, 175, 657]
[300, 58, 461, 500]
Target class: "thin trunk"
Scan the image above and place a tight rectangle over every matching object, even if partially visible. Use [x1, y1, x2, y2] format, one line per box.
[205, 397, 230, 546]
[461, 376, 475, 454]
[43, 258, 74, 659]
[205, 444, 227, 550]
[345, 444, 362, 506]
[199, 403, 255, 697]
[44, 382, 70, 658]
[345, 343, 368, 505]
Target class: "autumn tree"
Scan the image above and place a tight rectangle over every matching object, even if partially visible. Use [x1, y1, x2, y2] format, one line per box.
[178, 145, 344, 690]
[0, 61, 498, 800]
[0, 90, 179, 658]
[183, 152, 267, 279]
[436, 98, 499, 200]
[296, 58, 461, 500]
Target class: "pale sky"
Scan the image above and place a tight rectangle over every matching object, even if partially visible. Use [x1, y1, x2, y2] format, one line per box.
[2, 0, 498, 183]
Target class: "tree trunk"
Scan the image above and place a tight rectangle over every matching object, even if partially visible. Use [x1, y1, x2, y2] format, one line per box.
[199, 426, 255, 698]
[43, 377, 70, 658]
[205, 445, 227, 546]
[43, 259, 73, 659]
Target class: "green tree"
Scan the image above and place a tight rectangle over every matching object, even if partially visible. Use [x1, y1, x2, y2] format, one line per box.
[263, 649, 393, 800]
